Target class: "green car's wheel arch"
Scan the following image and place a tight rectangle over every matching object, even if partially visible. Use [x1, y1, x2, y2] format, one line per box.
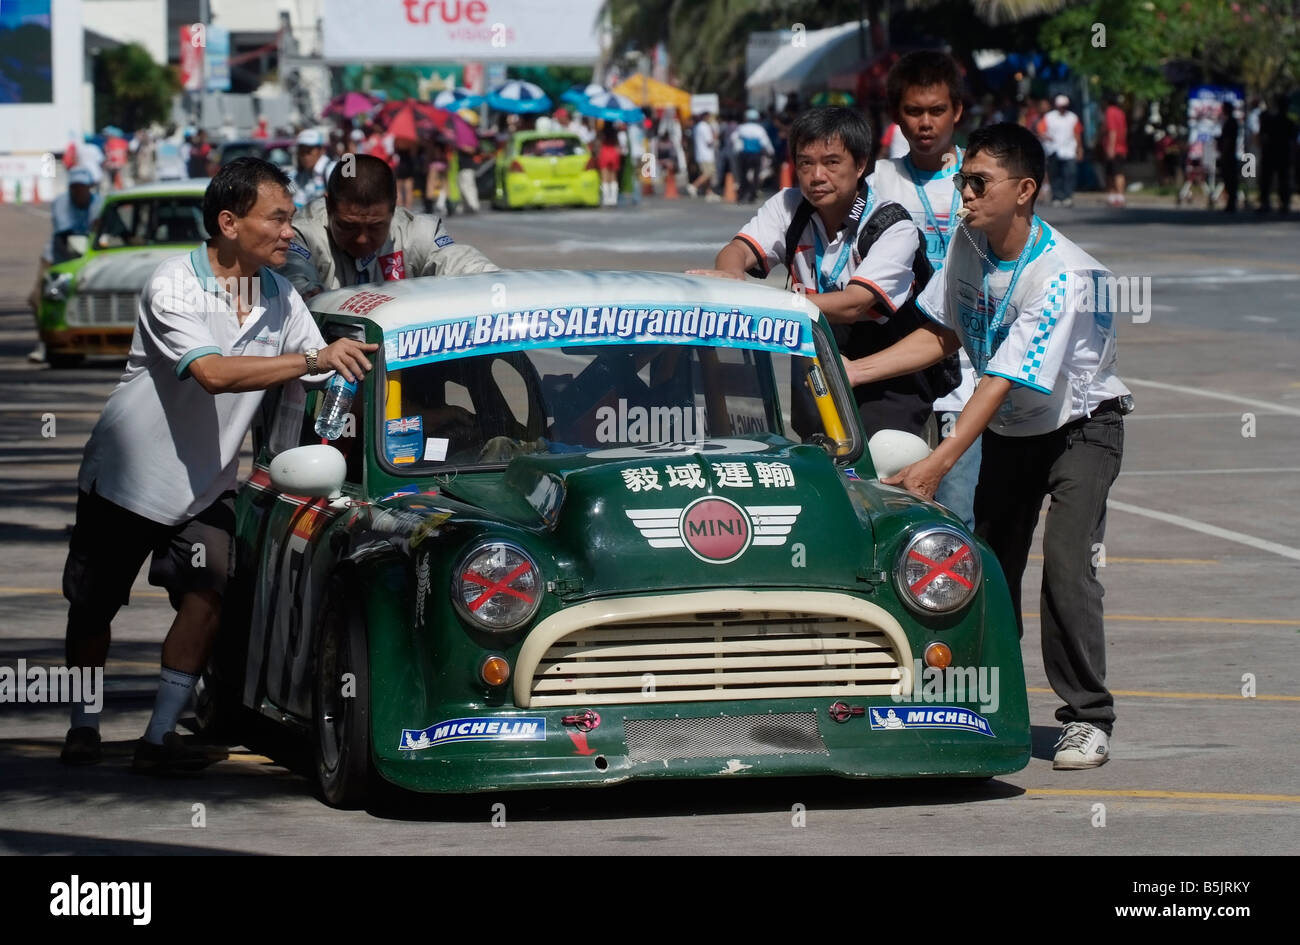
[312, 575, 373, 808]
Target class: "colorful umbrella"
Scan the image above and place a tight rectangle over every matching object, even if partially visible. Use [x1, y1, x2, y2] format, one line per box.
[486, 80, 552, 114]
[433, 87, 484, 110]
[561, 83, 605, 105]
[323, 91, 380, 120]
[420, 104, 480, 151]
[576, 91, 642, 123]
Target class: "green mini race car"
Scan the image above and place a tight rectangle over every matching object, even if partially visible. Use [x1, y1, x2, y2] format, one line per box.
[37, 180, 209, 367]
[204, 270, 1030, 807]
[493, 131, 600, 210]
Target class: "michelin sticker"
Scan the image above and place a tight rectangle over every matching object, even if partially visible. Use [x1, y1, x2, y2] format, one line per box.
[869, 706, 995, 737]
[399, 716, 546, 750]
[384, 302, 815, 369]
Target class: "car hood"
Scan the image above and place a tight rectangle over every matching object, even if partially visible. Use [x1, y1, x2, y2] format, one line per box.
[439, 443, 879, 592]
[73, 248, 191, 292]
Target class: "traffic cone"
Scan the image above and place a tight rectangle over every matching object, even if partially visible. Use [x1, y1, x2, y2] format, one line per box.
[779, 160, 793, 189]
[723, 171, 737, 203]
[664, 171, 679, 199]
[642, 175, 654, 197]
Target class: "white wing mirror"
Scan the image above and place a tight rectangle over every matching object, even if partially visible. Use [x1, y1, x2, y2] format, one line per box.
[867, 430, 932, 479]
[269, 444, 346, 499]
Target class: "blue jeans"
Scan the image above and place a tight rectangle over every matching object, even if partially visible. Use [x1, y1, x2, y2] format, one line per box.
[1049, 155, 1076, 201]
[933, 413, 980, 531]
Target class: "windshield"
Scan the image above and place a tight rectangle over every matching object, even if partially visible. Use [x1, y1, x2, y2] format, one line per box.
[378, 339, 857, 471]
[519, 137, 586, 158]
[94, 197, 207, 248]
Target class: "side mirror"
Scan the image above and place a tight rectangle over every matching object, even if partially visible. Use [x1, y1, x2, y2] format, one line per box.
[65, 234, 89, 256]
[269, 444, 346, 498]
[867, 430, 932, 480]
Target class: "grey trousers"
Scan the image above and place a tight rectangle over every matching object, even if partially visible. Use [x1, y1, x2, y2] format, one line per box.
[974, 406, 1124, 733]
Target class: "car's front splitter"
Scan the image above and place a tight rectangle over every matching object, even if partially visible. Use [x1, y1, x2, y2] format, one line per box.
[373, 698, 1031, 794]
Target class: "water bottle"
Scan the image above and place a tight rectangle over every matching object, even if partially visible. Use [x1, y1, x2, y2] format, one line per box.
[315, 374, 357, 440]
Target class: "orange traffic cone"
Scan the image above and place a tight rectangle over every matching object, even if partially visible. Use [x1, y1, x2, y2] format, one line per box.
[664, 171, 679, 199]
[779, 160, 793, 190]
[723, 171, 737, 203]
[642, 175, 654, 197]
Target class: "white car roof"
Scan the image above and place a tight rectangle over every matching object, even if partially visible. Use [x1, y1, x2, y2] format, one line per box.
[310, 269, 822, 331]
[103, 179, 209, 200]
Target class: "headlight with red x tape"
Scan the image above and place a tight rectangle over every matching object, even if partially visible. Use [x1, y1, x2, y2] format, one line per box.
[895, 527, 981, 615]
[452, 542, 543, 631]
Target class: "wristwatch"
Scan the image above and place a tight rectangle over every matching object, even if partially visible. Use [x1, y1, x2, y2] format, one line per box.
[304, 348, 319, 373]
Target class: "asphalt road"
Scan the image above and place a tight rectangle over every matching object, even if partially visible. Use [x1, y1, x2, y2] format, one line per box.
[0, 194, 1297, 856]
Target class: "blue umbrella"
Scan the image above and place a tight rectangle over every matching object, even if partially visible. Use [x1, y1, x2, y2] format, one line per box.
[561, 83, 605, 106]
[487, 80, 552, 114]
[433, 87, 484, 109]
[576, 91, 642, 123]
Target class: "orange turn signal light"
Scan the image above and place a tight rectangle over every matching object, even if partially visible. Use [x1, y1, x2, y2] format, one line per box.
[924, 642, 953, 670]
[480, 655, 511, 688]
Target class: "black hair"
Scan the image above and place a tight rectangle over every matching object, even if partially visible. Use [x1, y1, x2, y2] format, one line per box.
[965, 122, 1045, 206]
[326, 153, 397, 209]
[202, 156, 291, 237]
[886, 50, 964, 111]
[788, 107, 872, 177]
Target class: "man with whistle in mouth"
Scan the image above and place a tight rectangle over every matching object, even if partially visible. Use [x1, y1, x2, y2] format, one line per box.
[844, 122, 1132, 770]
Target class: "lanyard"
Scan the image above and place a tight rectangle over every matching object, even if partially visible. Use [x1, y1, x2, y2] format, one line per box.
[905, 146, 961, 258]
[811, 186, 875, 294]
[980, 217, 1041, 363]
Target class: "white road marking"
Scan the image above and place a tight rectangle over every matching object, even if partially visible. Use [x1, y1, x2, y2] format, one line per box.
[1108, 500, 1300, 562]
[1124, 411, 1293, 421]
[1153, 273, 1300, 285]
[1119, 467, 1300, 476]
[1243, 315, 1278, 323]
[1125, 377, 1300, 417]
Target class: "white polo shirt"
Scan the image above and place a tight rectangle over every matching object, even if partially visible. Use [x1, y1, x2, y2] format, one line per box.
[868, 153, 977, 413]
[735, 186, 919, 316]
[78, 247, 327, 525]
[916, 217, 1130, 437]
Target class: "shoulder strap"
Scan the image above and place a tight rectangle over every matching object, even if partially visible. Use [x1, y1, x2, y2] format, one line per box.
[780, 197, 817, 279]
[857, 200, 934, 290]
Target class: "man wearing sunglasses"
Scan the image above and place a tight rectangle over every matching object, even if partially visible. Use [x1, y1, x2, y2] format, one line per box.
[845, 123, 1131, 771]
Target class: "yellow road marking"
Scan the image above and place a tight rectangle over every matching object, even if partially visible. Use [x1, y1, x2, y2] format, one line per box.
[1028, 554, 1216, 565]
[226, 753, 276, 764]
[1027, 686, 1300, 702]
[1025, 612, 1298, 626]
[1026, 788, 1300, 803]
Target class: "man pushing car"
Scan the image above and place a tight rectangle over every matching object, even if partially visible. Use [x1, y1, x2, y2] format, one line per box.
[60, 158, 376, 773]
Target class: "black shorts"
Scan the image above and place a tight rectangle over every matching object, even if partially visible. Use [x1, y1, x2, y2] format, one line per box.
[1104, 156, 1125, 177]
[62, 489, 236, 630]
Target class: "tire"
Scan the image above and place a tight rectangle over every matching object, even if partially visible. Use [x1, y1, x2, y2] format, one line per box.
[312, 577, 372, 808]
[47, 352, 84, 369]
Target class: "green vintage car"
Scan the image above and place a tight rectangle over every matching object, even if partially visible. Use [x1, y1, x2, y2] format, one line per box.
[493, 131, 601, 210]
[206, 270, 1030, 807]
[37, 180, 208, 367]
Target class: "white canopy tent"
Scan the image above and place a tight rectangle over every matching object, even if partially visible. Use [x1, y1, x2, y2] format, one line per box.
[745, 21, 872, 98]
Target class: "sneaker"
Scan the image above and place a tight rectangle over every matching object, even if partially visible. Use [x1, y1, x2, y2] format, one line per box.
[1063, 198, 1074, 208]
[131, 732, 218, 776]
[704, 192, 721, 203]
[1051, 198, 1062, 207]
[686, 183, 698, 198]
[60, 726, 102, 765]
[1053, 721, 1110, 769]
[27, 343, 47, 364]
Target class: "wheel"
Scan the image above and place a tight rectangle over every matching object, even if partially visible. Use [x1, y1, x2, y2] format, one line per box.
[312, 577, 372, 808]
[47, 352, 84, 369]
[192, 666, 246, 743]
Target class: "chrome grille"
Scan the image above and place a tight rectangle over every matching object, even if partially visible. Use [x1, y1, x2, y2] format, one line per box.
[64, 291, 138, 327]
[528, 612, 904, 707]
[624, 713, 826, 762]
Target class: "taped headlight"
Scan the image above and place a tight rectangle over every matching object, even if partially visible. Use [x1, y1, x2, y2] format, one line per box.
[895, 527, 981, 615]
[43, 272, 72, 301]
[452, 542, 542, 631]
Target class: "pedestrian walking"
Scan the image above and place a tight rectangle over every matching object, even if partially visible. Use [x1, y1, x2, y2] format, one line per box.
[731, 107, 775, 203]
[1102, 94, 1129, 207]
[1042, 95, 1082, 206]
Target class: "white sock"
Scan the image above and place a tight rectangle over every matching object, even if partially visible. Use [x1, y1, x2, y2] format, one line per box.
[143, 667, 198, 745]
[71, 696, 101, 732]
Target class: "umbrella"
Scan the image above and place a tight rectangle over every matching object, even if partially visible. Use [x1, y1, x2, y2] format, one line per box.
[486, 80, 552, 114]
[382, 101, 479, 151]
[420, 104, 480, 151]
[323, 91, 380, 120]
[561, 83, 605, 105]
[433, 87, 484, 109]
[611, 74, 692, 119]
[577, 91, 642, 123]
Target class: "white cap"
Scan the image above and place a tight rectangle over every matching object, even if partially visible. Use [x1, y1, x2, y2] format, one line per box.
[67, 167, 96, 187]
[349, 129, 364, 141]
[1054, 94, 1070, 107]
[297, 129, 326, 147]
[745, 107, 760, 121]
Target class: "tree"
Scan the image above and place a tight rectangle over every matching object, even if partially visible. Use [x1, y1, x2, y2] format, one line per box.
[93, 43, 179, 131]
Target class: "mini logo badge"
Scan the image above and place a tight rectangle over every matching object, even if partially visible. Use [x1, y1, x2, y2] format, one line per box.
[680, 496, 751, 563]
[380, 251, 405, 280]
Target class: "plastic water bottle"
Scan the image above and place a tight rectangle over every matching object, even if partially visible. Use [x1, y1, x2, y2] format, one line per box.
[315, 375, 357, 440]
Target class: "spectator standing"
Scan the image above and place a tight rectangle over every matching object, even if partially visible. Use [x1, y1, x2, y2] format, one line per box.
[293, 129, 332, 209]
[597, 122, 624, 207]
[1102, 94, 1129, 207]
[690, 112, 717, 199]
[1219, 107, 1241, 212]
[1257, 95, 1295, 214]
[186, 129, 212, 179]
[731, 107, 775, 203]
[1042, 94, 1082, 206]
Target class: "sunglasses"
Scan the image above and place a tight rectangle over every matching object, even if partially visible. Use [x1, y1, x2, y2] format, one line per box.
[952, 172, 1024, 197]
